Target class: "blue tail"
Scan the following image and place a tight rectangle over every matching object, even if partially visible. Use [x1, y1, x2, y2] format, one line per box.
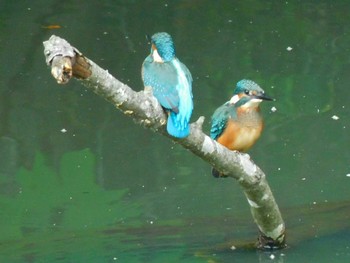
[167, 112, 190, 138]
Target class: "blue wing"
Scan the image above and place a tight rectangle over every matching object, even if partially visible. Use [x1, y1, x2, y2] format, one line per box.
[142, 55, 181, 112]
[171, 59, 193, 131]
[142, 56, 193, 138]
[210, 102, 237, 140]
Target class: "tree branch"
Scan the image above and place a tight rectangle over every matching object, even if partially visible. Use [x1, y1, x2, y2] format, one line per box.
[43, 35, 286, 249]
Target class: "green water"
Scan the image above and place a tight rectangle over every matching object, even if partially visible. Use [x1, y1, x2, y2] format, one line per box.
[1, 1, 350, 262]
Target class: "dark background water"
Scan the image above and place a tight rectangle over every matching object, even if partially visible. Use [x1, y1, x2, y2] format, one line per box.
[1, 1, 350, 262]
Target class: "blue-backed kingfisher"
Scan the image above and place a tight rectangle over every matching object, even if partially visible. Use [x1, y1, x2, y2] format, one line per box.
[142, 32, 193, 138]
[210, 79, 273, 177]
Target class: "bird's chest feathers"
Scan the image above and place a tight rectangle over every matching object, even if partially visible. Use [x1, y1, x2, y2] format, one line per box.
[218, 109, 263, 152]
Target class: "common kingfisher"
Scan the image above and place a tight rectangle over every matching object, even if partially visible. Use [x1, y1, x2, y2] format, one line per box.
[142, 32, 193, 138]
[210, 79, 273, 177]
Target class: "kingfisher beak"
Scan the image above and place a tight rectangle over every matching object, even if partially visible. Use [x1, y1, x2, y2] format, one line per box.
[256, 93, 274, 101]
[145, 34, 151, 45]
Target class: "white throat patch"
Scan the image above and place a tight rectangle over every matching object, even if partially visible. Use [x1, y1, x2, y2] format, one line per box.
[152, 49, 163, 63]
[241, 98, 263, 108]
[229, 95, 240, 104]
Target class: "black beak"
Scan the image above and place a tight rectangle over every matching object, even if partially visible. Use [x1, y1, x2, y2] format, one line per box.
[256, 93, 274, 101]
[145, 34, 151, 45]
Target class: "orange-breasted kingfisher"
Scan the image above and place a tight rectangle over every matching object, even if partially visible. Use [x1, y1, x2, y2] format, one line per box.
[142, 32, 193, 138]
[210, 79, 273, 177]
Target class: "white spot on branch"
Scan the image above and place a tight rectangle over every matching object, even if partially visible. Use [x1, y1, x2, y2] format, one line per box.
[247, 198, 260, 208]
[239, 154, 257, 175]
[202, 136, 215, 154]
[143, 119, 151, 125]
[262, 194, 269, 201]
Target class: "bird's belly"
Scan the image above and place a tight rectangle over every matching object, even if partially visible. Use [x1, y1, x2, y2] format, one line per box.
[231, 127, 261, 151]
[217, 120, 263, 152]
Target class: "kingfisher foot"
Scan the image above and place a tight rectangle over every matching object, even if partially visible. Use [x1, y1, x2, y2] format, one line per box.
[211, 168, 229, 178]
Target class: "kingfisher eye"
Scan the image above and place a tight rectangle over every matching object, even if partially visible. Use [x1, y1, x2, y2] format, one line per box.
[244, 89, 250, 95]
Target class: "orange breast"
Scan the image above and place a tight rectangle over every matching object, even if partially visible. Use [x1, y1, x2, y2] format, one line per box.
[217, 118, 263, 152]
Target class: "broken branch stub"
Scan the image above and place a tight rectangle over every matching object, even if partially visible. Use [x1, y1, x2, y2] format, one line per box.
[43, 35, 91, 83]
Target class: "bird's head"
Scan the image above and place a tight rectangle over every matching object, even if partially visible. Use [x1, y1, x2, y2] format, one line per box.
[149, 32, 176, 63]
[230, 79, 273, 108]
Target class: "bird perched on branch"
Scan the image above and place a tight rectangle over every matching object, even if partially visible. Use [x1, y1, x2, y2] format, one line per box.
[142, 32, 193, 138]
[210, 79, 273, 177]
